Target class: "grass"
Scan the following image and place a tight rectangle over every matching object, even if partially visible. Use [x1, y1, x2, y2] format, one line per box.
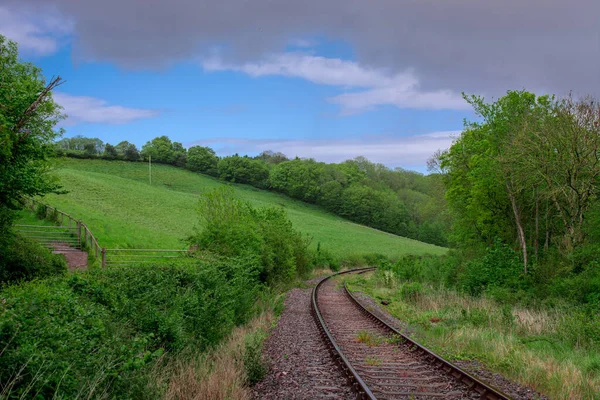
[22, 158, 446, 259]
[157, 307, 275, 400]
[355, 330, 384, 347]
[347, 272, 600, 400]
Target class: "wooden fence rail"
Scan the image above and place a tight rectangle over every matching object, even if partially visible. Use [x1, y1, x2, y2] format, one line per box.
[20, 198, 187, 268]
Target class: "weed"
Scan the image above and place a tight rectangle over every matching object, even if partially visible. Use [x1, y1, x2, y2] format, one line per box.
[356, 330, 384, 346]
[364, 356, 382, 366]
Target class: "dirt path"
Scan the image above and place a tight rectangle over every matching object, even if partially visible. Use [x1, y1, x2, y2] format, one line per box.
[51, 242, 88, 271]
[252, 286, 353, 399]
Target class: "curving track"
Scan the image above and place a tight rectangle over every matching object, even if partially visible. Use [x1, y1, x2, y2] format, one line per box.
[312, 268, 512, 400]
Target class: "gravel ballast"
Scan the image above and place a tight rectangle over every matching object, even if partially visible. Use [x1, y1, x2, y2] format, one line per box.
[252, 287, 353, 400]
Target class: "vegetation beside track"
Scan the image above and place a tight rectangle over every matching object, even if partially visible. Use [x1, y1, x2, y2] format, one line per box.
[347, 269, 600, 399]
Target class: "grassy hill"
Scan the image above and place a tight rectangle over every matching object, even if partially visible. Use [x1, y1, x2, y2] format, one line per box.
[24, 158, 446, 258]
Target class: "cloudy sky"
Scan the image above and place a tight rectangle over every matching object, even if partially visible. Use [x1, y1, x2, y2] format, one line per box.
[2, 0, 598, 171]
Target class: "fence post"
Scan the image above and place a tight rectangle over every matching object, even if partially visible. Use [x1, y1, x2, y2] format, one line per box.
[101, 248, 106, 268]
[77, 221, 82, 247]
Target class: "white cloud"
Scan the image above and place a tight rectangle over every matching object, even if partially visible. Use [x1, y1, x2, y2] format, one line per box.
[0, 5, 72, 56]
[53, 92, 160, 125]
[202, 53, 467, 114]
[189, 131, 461, 169]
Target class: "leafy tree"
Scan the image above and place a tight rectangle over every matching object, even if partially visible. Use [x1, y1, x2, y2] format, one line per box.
[255, 150, 289, 164]
[114, 141, 140, 161]
[123, 143, 140, 161]
[141, 136, 186, 166]
[0, 35, 65, 232]
[83, 142, 97, 156]
[56, 135, 104, 154]
[186, 146, 218, 175]
[103, 143, 118, 159]
[218, 155, 269, 188]
[269, 159, 324, 203]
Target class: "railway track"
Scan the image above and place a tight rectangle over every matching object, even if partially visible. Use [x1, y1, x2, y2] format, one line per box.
[312, 268, 512, 400]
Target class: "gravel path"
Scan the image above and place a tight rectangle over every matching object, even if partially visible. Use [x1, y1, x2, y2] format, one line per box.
[252, 286, 353, 399]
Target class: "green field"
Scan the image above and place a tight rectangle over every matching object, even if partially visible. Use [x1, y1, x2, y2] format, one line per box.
[22, 158, 446, 258]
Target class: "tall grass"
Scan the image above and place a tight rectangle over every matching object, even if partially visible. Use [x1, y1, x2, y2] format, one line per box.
[347, 272, 600, 399]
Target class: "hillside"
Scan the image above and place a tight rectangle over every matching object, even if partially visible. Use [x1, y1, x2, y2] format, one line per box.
[27, 158, 446, 258]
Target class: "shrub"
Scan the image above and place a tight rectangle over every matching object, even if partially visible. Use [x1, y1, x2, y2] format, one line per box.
[243, 330, 268, 386]
[190, 188, 312, 284]
[35, 203, 47, 219]
[312, 243, 340, 271]
[400, 282, 423, 302]
[0, 234, 67, 284]
[0, 258, 262, 398]
[459, 239, 524, 296]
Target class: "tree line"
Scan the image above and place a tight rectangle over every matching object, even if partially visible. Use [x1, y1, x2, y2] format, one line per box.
[55, 136, 450, 246]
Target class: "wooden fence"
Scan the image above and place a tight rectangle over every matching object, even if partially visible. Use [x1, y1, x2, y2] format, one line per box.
[18, 198, 187, 268]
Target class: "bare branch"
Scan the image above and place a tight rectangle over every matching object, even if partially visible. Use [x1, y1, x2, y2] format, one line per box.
[13, 76, 65, 141]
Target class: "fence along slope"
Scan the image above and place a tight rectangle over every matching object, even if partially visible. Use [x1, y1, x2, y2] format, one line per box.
[17, 198, 187, 267]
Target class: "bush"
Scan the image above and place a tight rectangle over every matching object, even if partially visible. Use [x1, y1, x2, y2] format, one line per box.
[400, 282, 423, 302]
[459, 239, 525, 296]
[312, 243, 340, 271]
[243, 330, 268, 386]
[190, 188, 312, 284]
[35, 203, 47, 219]
[0, 259, 262, 398]
[0, 234, 67, 284]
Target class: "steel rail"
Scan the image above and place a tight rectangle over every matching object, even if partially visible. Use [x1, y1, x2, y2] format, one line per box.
[312, 267, 377, 400]
[312, 267, 512, 400]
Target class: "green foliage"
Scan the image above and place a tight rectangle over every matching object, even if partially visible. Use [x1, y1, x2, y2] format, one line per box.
[243, 330, 268, 386]
[0, 259, 261, 398]
[0, 35, 64, 234]
[30, 158, 446, 258]
[269, 158, 324, 203]
[399, 282, 423, 302]
[141, 135, 186, 167]
[186, 145, 218, 175]
[312, 242, 340, 271]
[218, 155, 270, 188]
[190, 188, 311, 284]
[104, 143, 118, 159]
[0, 234, 67, 284]
[115, 141, 141, 161]
[459, 240, 525, 296]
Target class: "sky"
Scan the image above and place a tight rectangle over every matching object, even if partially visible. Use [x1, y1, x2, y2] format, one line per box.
[1, 1, 598, 172]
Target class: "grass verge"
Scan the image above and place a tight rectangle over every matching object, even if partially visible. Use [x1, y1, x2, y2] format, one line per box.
[346, 272, 600, 400]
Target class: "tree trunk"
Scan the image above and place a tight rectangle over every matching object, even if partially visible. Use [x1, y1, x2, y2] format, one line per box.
[506, 183, 528, 273]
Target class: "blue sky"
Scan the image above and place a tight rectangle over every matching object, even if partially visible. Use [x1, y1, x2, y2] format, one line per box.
[3, 1, 596, 172]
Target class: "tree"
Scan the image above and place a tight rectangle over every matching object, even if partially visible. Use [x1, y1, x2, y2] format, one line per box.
[0, 35, 65, 231]
[83, 142, 97, 156]
[218, 155, 269, 188]
[141, 136, 176, 164]
[141, 136, 187, 166]
[269, 159, 324, 203]
[186, 146, 218, 175]
[123, 143, 140, 161]
[103, 143, 118, 159]
[256, 150, 289, 165]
